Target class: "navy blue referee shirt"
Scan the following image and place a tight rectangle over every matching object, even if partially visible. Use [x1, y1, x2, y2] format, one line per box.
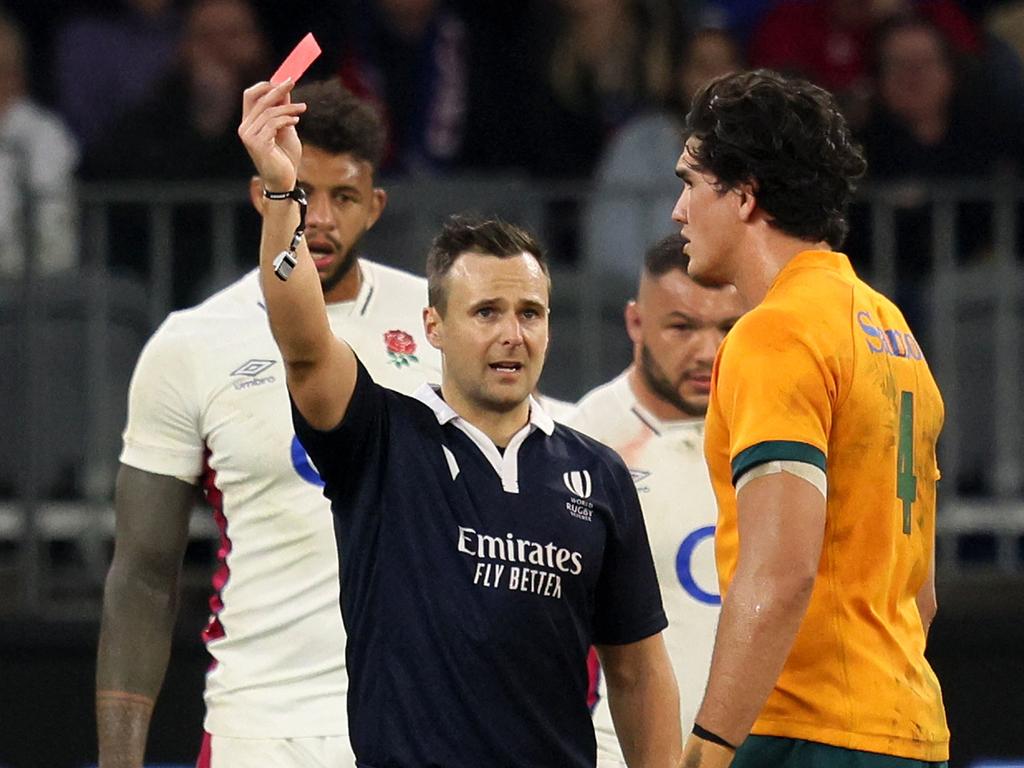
[293, 360, 667, 768]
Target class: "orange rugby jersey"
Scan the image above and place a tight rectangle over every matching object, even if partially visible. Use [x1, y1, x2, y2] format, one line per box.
[705, 250, 949, 761]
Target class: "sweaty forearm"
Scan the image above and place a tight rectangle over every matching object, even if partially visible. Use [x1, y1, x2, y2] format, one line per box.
[694, 571, 815, 747]
[96, 564, 179, 768]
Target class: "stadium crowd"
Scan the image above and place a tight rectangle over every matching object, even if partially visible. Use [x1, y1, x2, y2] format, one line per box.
[3, 0, 1024, 283]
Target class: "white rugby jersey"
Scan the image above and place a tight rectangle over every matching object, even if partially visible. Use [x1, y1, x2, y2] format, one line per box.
[565, 371, 720, 764]
[120, 261, 440, 738]
[534, 393, 576, 423]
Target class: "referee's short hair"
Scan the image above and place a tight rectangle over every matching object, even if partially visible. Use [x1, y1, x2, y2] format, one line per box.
[426, 215, 549, 315]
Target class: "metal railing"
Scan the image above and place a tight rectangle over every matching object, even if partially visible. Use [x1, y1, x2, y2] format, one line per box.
[1, 174, 1022, 616]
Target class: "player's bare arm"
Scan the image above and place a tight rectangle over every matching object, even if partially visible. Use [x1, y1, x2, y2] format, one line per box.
[598, 632, 682, 768]
[96, 465, 196, 768]
[683, 471, 826, 766]
[238, 80, 357, 430]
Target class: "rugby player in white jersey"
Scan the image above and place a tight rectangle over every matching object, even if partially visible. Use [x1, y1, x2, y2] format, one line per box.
[96, 80, 440, 768]
[566, 233, 745, 767]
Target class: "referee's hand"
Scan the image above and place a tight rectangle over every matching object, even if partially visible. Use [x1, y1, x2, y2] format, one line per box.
[238, 80, 306, 193]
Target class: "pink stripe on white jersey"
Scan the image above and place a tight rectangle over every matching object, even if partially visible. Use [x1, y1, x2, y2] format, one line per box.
[586, 646, 601, 711]
[201, 449, 230, 644]
[196, 732, 212, 768]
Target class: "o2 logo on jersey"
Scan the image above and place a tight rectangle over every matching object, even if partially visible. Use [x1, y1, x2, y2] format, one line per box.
[290, 435, 324, 487]
[675, 525, 720, 605]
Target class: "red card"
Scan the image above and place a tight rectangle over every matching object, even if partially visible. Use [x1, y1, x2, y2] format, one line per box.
[270, 33, 322, 85]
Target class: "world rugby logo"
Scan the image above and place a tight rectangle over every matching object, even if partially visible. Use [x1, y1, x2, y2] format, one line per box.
[562, 470, 592, 500]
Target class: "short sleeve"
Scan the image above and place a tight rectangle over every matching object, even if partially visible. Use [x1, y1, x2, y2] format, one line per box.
[715, 309, 837, 485]
[120, 321, 204, 479]
[291, 360, 388, 511]
[592, 456, 667, 646]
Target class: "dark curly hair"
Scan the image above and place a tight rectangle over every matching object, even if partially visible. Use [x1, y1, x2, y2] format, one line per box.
[683, 69, 867, 248]
[293, 80, 385, 168]
[426, 215, 549, 315]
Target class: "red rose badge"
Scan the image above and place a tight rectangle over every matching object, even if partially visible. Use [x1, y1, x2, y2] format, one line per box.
[383, 329, 419, 367]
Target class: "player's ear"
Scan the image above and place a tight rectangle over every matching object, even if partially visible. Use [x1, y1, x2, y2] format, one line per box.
[248, 176, 265, 215]
[423, 306, 443, 350]
[367, 187, 387, 230]
[625, 300, 642, 345]
[735, 180, 757, 222]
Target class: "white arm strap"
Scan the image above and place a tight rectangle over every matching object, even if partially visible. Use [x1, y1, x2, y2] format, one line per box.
[735, 460, 827, 498]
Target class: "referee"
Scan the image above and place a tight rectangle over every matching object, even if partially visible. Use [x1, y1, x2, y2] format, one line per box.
[239, 80, 680, 767]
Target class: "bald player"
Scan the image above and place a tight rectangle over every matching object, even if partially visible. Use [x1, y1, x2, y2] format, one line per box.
[567, 234, 744, 767]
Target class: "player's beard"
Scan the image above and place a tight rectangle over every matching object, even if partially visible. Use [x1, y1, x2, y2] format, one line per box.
[318, 230, 364, 296]
[639, 344, 707, 418]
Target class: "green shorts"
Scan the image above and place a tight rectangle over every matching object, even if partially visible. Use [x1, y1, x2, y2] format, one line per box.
[732, 735, 948, 768]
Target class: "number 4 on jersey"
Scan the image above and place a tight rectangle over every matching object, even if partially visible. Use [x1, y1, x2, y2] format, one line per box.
[896, 391, 917, 535]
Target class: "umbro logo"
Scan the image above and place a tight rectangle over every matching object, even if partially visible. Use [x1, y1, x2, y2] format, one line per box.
[230, 359, 277, 390]
[562, 470, 592, 499]
[231, 359, 276, 377]
[563, 470, 594, 522]
[629, 468, 652, 494]
[629, 469, 651, 484]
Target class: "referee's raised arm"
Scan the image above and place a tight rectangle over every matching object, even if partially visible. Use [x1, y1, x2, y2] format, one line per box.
[238, 80, 358, 430]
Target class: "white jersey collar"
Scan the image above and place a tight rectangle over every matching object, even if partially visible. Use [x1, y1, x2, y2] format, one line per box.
[349, 261, 377, 316]
[253, 260, 378, 317]
[616, 370, 704, 440]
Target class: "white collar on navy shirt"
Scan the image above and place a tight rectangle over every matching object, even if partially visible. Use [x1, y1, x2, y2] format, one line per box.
[412, 384, 555, 493]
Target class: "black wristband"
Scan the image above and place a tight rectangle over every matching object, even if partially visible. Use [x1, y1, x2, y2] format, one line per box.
[692, 723, 737, 751]
[261, 188, 308, 281]
[263, 187, 304, 203]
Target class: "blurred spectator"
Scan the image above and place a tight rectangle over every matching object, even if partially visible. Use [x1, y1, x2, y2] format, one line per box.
[985, 1, 1024, 127]
[861, 14, 1017, 208]
[337, 0, 537, 175]
[525, 0, 681, 178]
[55, 0, 180, 148]
[700, 0, 777, 44]
[583, 27, 742, 295]
[80, 0, 269, 307]
[0, 12, 79, 278]
[81, 0, 268, 181]
[2, 0, 68, 103]
[849, 13, 1020, 330]
[338, 0, 473, 175]
[748, 0, 981, 124]
[988, 0, 1024, 59]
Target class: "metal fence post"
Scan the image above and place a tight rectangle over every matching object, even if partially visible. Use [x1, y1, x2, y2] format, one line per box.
[930, 198, 959, 499]
[991, 177, 1023, 498]
[11, 140, 41, 613]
